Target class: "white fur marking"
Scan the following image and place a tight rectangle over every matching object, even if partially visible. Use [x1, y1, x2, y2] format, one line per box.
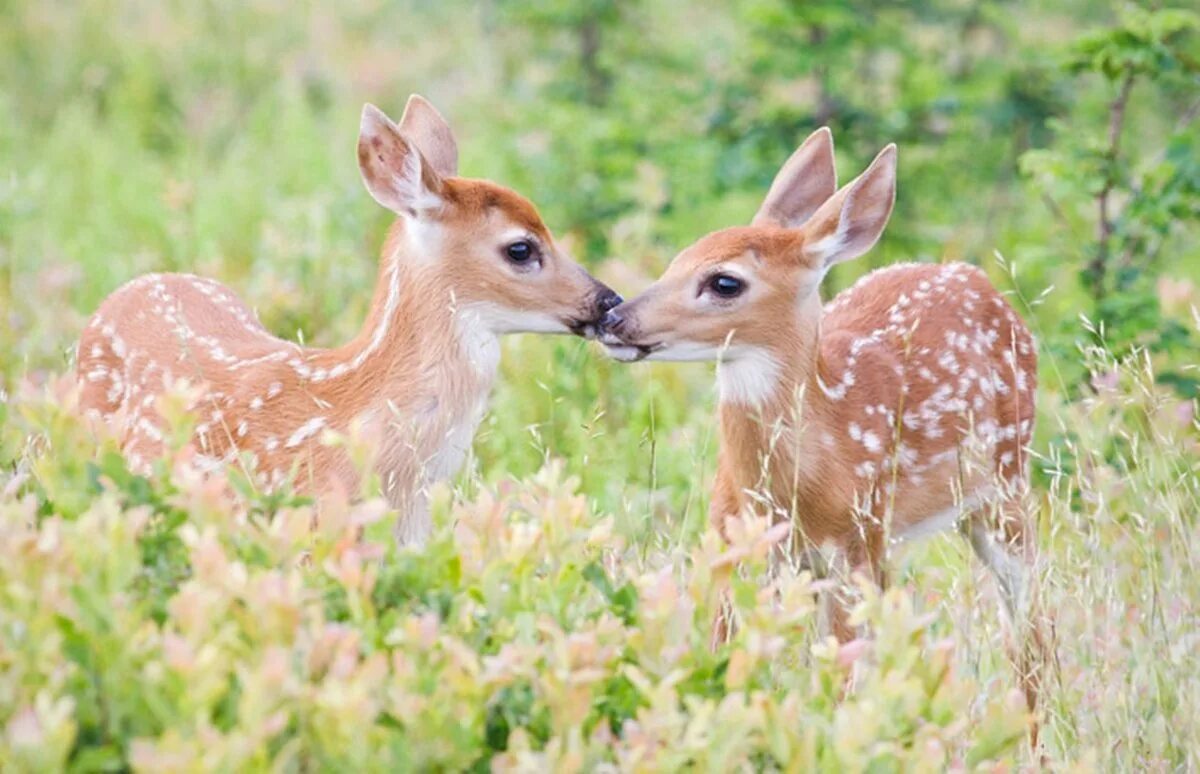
[454, 307, 503, 376]
[285, 417, 327, 448]
[717, 348, 782, 406]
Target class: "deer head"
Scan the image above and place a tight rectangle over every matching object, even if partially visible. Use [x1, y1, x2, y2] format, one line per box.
[600, 132, 896, 367]
[358, 97, 621, 338]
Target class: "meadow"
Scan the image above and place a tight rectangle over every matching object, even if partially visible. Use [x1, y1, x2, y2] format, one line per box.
[1, 0, 1199, 769]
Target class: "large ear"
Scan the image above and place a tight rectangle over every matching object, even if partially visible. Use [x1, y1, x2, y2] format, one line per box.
[397, 94, 458, 178]
[751, 127, 837, 228]
[801, 144, 897, 269]
[358, 103, 444, 216]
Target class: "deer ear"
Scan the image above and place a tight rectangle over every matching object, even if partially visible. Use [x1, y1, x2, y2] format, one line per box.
[358, 103, 444, 217]
[397, 94, 458, 178]
[802, 144, 897, 269]
[751, 127, 837, 229]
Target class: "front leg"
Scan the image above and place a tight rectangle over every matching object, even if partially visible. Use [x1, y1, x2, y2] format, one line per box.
[708, 465, 741, 649]
[382, 458, 433, 547]
[708, 462, 743, 540]
[823, 525, 889, 643]
[392, 490, 431, 546]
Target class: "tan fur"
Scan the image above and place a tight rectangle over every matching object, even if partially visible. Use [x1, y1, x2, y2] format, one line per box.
[76, 98, 616, 544]
[603, 136, 1047, 745]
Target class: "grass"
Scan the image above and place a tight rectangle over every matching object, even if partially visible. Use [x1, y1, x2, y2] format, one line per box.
[3, 0, 1200, 769]
[3, 331, 1199, 768]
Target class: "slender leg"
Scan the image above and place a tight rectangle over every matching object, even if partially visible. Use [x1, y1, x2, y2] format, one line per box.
[392, 488, 431, 547]
[967, 497, 1049, 749]
[827, 534, 886, 643]
[710, 591, 734, 650]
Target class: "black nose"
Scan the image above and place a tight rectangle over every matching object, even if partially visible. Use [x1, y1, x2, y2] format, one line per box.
[597, 288, 623, 313]
[600, 309, 624, 332]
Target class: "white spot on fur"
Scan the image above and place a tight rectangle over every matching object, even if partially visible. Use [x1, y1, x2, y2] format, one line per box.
[285, 417, 327, 448]
[854, 461, 877, 478]
[136, 417, 164, 442]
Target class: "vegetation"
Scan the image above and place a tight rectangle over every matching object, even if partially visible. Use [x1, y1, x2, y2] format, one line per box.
[1, 0, 1198, 769]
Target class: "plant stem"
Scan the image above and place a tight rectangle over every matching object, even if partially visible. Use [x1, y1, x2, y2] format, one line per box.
[1090, 67, 1136, 300]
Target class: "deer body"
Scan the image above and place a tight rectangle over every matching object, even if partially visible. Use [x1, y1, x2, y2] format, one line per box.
[711, 260, 1036, 566]
[77, 97, 618, 543]
[77, 229, 496, 542]
[601, 130, 1046, 743]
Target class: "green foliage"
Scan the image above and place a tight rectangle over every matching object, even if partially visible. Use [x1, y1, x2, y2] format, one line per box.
[1019, 6, 1199, 386]
[1068, 7, 1199, 80]
[0, 406, 1035, 767]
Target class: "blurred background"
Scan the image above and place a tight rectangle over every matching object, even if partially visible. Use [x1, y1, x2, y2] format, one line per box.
[1, 0, 1197, 509]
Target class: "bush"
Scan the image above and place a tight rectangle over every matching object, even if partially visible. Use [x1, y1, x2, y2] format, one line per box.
[0, 387, 1032, 769]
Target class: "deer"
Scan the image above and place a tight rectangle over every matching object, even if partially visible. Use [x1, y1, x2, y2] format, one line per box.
[598, 129, 1048, 745]
[75, 95, 621, 545]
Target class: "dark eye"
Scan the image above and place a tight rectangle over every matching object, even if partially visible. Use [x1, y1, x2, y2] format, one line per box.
[709, 274, 745, 298]
[505, 240, 536, 263]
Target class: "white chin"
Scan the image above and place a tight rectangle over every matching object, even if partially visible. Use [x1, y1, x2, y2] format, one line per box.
[603, 344, 644, 363]
[644, 342, 719, 362]
[464, 304, 568, 335]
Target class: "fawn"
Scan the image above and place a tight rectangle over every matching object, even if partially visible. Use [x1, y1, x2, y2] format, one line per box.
[600, 129, 1047, 740]
[76, 95, 620, 544]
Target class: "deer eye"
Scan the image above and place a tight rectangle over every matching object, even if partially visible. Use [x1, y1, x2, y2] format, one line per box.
[504, 240, 536, 264]
[708, 274, 745, 298]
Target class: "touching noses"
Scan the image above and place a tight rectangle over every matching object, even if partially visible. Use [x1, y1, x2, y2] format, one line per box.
[600, 304, 625, 335]
[597, 288, 622, 315]
[569, 285, 623, 339]
[596, 288, 623, 330]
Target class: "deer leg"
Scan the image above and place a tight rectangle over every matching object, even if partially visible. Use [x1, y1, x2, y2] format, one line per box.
[827, 533, 886, 644]
[391, 488, 432, 547]
[966, 496, 1049, 750]
[709, 591, 735, 650]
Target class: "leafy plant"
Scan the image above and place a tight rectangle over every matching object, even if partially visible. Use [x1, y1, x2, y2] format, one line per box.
[1021, 7, 1200, 383]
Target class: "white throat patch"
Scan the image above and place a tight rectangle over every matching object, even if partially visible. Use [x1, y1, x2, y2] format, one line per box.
[717, 348, 782, 406]
[454, 305, 503, 377]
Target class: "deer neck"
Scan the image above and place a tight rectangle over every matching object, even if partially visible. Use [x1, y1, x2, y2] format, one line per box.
[716, 305, 834, 501]
[300, 220, 498, 434]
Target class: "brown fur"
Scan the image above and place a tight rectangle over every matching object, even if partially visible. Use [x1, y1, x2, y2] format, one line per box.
[605, 139, 1047, 746]
[76, 100, 615, 543]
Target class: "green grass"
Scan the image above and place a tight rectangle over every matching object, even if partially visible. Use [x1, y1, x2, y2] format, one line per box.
[2, 0, 1200, 769]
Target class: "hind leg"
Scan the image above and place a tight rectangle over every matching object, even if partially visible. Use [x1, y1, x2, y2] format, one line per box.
[967, 493, 1049, 749]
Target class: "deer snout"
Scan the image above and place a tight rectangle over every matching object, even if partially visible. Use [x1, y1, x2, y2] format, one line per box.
[599, 308, 625, 336]
[597, 287, 623, 314]
[597, 302, 658, 361]
[569, 284, 623, 339]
